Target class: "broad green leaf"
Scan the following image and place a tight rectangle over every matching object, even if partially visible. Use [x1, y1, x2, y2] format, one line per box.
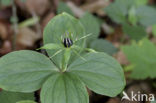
[17, 100, 36, 103]
[68, 52, 125, 97]
[80, 12, 100, 45]
[122, 38, 156, 79]
[41, 73, 88, 103]
[0, 50, 57, 92]
[0, 90, 34, 103]
[122, 23, 147, 41]
[57, 1, 74, 16]
[136, 6, 156, 26]
[104, 0, 134, 24]
[43, 12, 85, 69]
[90, 39, 118, 55]
[152, 24, 156, 37]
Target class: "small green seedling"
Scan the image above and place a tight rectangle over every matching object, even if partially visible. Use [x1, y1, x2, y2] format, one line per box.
[122, 38, 156, 79]
[0, 12, 125, 103]
[105, 0, 156, 40]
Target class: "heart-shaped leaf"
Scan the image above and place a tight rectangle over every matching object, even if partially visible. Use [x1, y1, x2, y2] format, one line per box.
[68, 52, 125, 97]
[41, 72, 88, 103]
[0, 50, 57, 92]
[43, 12, 85, 69]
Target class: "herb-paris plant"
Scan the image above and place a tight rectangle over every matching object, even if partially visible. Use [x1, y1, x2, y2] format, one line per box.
[0, 12, 125, 103]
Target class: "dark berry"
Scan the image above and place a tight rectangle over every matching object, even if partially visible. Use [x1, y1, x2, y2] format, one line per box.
[63, 38, 73, 48]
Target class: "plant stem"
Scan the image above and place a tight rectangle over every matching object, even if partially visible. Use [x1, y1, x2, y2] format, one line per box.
[12, 0, 18, 50]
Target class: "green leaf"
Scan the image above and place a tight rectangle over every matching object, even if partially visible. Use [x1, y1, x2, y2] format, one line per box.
[62, 48, 71, 71]
[122, 38, 156, 79]
[104, 0, 134, 24]
[19, 17, 40, 28]
[135, 0, 148, 6]
[41, 73, 88, 103]
[152, 24, 156, 37]
[17, 100, 36, 103]
[20, 0, 26, 3]
[43, 12, 85, 69]
[0, 0, 11, 6]
[136, 6, 156, 26]
[151, 100, 156, 103]
[68, 52, 125, 97]
[0, 50, 57, 92]
[57, 1, 73, 16]
[80, 12, 100, 45]
[90, 39, 118, 55]
[128, 6, 138, 25]
[0, 90, 34, 103]
[122, 23, 147, 41]
[38, 43, 63, 50]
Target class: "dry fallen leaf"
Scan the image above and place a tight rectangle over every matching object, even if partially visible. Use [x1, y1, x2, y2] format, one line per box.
[114, 50, 129, 65]
[25, 0, 50, 16]
[106, 98, 120, 103]
[0, 40, 12, 55]
[0, 22, 8, 40]
[16, 27, 41, 48]
[42, 12, 55, 28]
[80, 0, 110, 16]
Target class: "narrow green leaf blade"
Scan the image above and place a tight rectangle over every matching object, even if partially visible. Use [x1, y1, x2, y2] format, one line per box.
[41, 73, 88, 103]
[0, 50, 57, 92]
[0, 90, 34, 103]
[68, 52, 125, 97]
[38, 43, 62, 50]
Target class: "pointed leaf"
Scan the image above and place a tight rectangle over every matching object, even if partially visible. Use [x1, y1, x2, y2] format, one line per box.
[38, 43, 62, 50]
[43, 12, 85, 68]
[57, 1, 74, 16]
[0, 50, 57, 92]
[41, 73, 88, 103]
[68, 52, 125, 97]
